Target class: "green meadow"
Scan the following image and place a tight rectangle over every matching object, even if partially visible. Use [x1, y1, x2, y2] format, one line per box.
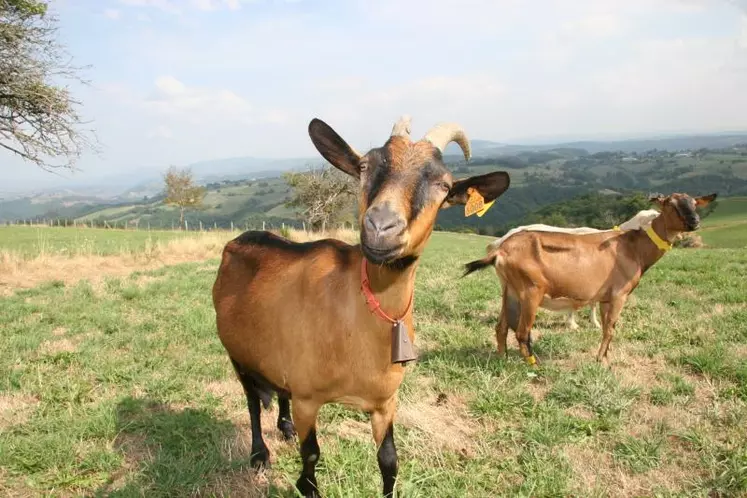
[700, 196, 747, 249]
[1, 228, 746, 497]
[0, 226, 192, 258]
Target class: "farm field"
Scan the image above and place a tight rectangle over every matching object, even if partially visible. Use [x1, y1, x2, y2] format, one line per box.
[1, 229, 746, 497]
[0, 226, 194, 258]
[699, 196, 747, 249]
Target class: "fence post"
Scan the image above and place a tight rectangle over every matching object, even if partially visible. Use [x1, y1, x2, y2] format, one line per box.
[185, 220, 189, 231]
[230, 221, 234, 231]
[262, 221, 265, 231]
[199, 220, 203, 231]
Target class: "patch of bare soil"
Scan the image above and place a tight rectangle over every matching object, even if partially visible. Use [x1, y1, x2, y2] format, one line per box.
[563, 443, 694, 497]
[39, 338, 78, 355]
[0, 393, 39, 429]
[396, 394, 477, 457]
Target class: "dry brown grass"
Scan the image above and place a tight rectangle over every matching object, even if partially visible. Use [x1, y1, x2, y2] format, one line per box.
[280, 227, 359, 245]
[674, 232, 705, 248]
[0, 231, 234, 293]
[0, 393, 39, 430]
[39, 338, 78, 355]
[0, 228, 360, 295]
[396, 394, 478, 457]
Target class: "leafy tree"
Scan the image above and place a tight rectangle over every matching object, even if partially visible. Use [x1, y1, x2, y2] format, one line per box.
[283, 165, 357, 231]
[162, 166, 206, 228]
[0, 0, 97, 170]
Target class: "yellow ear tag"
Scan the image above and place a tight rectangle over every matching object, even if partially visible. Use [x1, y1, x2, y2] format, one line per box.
[464, 187, 485, 217]
[476, 199, 495, 217]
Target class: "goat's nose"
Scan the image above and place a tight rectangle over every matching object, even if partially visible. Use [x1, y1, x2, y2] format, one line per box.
[364, 205, 405, 238]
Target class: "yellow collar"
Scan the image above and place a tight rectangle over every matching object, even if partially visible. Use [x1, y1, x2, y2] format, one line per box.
[645, 225, 672, 252]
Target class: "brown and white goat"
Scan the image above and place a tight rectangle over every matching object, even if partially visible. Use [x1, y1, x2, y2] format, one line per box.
[462, 192, 716, 366]
[212, 116, 510, 497]
[485, 209, 661, 330]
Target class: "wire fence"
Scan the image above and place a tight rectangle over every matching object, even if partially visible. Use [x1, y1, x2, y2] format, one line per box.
[2, 217, 357, 233]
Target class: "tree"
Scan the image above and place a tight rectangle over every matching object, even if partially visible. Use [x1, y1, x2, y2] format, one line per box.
[283, 165, 357, 231]
[1, 0, 97, 170]
[163, 166, 206, 228]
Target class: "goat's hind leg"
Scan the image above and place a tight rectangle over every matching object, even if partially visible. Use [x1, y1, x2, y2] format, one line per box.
[590, 304, 602, 329]
[596, 297, 625, 367]
[231, 359, 271, 469]
[567, 311, 579, 330]
[515, 290, 542, 366]
[277, 394, 296, 441]
[496, 295, 510, 357]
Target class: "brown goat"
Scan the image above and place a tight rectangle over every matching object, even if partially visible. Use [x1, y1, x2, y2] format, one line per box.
[462, 192, 717, 366]
[212, 116, 511, 497]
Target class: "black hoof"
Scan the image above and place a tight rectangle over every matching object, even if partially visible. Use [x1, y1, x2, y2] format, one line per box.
[296, 476, 319, 498]
[250, 447, 270, 470]
[278, 420, 297, 441]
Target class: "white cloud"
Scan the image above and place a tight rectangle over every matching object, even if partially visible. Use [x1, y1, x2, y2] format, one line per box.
[119, 0, 249, 14]
[104, 8, 122, 19]
[147, 125, 174, 139]
[560, 14, 625, 39]
[118, 0, 181, 14]
[146, 76, 252, 122]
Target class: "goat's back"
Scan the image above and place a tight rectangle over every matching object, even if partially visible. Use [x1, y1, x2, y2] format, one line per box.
[494, 229, 627, 303]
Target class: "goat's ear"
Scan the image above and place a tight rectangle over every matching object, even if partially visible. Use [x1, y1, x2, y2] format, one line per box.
[442, 171, 510, 208]
[308, 118, 362, 178]
[695, 193, 718, 207]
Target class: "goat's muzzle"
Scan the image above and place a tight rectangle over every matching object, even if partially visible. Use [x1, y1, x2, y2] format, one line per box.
[686, 216, 700, 231]
[361, 204, 406, 264]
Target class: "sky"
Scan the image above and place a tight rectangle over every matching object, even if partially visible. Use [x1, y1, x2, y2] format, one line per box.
[3, 0, 747, 191]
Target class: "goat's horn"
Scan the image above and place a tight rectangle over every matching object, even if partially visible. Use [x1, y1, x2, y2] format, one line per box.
[423, 122, 471, 161]
[390, 115, 412, 138]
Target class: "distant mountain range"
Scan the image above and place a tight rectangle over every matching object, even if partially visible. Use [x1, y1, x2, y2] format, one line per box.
[2, 131, 747, 224]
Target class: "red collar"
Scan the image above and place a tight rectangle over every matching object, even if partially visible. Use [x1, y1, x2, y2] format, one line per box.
[360, 258, 413, 324]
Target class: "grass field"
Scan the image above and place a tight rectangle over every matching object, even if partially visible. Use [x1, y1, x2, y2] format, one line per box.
[0, 226, 194, 258]
[1, 229, 746, 497]
[700, 197, 747, 249]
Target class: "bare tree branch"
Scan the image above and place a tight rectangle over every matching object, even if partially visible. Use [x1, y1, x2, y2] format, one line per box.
[283, 164, 358, 231]
[0, 0, 99, 171]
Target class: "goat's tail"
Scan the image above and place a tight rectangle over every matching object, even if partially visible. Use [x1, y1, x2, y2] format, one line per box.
[462, 253, 498, 277]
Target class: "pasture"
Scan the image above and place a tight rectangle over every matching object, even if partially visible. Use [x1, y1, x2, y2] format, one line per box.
[0, 226, 192, 258]
[1, 228, 746, 497]
[700, 196, 747, 249]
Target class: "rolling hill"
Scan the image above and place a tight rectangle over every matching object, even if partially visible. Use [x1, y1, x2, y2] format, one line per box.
[3, 133, 747, 233]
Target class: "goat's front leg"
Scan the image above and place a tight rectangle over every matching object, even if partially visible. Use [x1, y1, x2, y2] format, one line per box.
[293, 399, 322, 498]
[371, 397, 398, 497]
[596, 297, 626, 366]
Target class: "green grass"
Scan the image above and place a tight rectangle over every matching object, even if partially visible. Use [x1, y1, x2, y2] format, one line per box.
[1, 231, 746, 496]
[0, 226, 194, 257]
[700, 196, 747, 248]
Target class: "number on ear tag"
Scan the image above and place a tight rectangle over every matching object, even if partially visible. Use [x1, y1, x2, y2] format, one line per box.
[465, 187, 485, 217]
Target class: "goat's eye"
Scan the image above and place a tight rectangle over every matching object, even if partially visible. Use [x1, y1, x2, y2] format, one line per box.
[436, 181, 451, 192]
